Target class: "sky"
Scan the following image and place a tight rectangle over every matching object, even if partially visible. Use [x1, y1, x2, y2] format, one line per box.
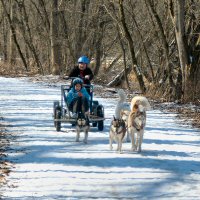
[0, 76, 200, 200]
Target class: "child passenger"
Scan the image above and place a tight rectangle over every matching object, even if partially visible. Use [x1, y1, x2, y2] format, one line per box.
[65, 78, 90, 117]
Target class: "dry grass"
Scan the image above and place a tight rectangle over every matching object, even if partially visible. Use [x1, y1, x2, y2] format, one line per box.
[0, 120, 13, 186]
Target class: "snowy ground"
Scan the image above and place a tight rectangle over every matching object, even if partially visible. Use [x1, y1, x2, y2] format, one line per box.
[0, 76, 200, 200]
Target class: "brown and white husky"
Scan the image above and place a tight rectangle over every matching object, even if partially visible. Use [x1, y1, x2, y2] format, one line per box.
[75, 112, 90, 144]
[128, 96, 151, 152]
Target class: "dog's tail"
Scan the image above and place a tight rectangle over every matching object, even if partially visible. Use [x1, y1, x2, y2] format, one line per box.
[117, 89, 127, 103]
[131, 96, 151, 111]
[115, 89, 130, 119]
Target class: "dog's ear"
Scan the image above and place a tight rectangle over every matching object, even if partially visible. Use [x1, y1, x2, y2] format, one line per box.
[113, 115, 116, 120]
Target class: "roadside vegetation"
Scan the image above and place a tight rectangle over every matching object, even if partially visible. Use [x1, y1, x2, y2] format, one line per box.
[0, 116, 12, 187]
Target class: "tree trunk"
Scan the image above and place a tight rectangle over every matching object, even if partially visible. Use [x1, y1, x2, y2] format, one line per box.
[117, 25, 130, 89]
[169, 0, 189, 101]
[9, 0, 16, 64]
[2, 12, 8, 61]
[107, 66, 131, 87]
[145, 0, 174, 92]
[51, 0, 62, 75]
[93, 21, 103, 76]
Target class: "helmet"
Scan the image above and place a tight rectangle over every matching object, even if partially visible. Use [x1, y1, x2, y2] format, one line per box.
[78, 56, 90, 64]
[73, 78, 83, 86]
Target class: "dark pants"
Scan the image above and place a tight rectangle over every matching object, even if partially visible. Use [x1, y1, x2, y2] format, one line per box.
[69, 96, 89, 113]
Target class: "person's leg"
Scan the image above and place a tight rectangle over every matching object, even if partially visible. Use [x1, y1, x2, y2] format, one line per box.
[68, 101, 74, 112]
[76, 97, 82, 113]
[81, 97, 89, 113]
[72, 97, 89, 114]
[71, 99, 78, 113]
[73, 97, 82, 113]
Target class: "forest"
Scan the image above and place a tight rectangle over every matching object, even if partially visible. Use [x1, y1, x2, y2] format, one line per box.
[0, 0, 199, 103]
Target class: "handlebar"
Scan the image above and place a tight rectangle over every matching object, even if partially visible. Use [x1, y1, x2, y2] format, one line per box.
[62, 76, 92, 89]
[62, 76, 87, 81]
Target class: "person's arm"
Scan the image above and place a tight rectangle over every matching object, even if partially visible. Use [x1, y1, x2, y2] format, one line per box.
[66, 89, 78, 104]
[66, 90, 73, 105]
[87, 67, 94, 80]
[84, 68, 93, 81]
[68, 66, 79, 77]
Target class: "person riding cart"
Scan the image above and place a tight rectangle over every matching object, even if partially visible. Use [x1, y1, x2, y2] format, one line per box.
[65, 78, 90, 117]
[53, 58, 104, 131]
[68, 56, 94, 94]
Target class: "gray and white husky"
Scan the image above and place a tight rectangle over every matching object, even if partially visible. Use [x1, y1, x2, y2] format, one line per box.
[75, 112, 90, 144]
[109, 116, 126, 153]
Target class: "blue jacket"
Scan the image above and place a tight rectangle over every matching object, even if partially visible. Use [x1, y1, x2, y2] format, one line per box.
[66, 87, 90, 105]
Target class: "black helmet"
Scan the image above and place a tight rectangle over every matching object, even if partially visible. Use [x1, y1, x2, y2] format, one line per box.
[73, 78, 83, 86]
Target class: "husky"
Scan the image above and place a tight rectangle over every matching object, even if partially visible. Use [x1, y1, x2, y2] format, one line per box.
[109, 116, 126, 153]
[115, 89, 131, 142]
[128, 96, 151, 152]
[75, 112, 90, 144]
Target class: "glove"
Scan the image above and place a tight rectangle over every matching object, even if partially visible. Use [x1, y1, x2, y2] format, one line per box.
[85, 75, 90, 79]
[78, 92, 83, 97]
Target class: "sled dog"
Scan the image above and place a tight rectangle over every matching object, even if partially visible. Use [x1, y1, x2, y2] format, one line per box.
[109, 116, 126, 153]
[75, 112, 90, 144]
[115, 89, 131, 142]
[128, 96, 151, 152]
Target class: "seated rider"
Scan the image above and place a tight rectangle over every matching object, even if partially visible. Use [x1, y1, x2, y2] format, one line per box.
[68, 56, 94, 94]
[65, 78, 90, 116]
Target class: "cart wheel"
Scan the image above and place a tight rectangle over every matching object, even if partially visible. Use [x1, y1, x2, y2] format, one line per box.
[54, 100, 60, 108]
[92, 101, 99, 127]
[55, 109, 61, 132]
[98, 121, 104, 131]
[53, 101, 60, 127]
[97, 106, 104, 131]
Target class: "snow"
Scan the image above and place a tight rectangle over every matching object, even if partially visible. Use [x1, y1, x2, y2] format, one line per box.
[0, 76, 200, 200]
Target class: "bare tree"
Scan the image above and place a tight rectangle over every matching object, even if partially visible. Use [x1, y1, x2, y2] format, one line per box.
[17, 1, 44, 74]
[9, 0, 16, 64]
[51, 0, 62, 75]
[169, 0, 200, 102]
[0, 0, 28, 71]
[118, 0, 146, 93]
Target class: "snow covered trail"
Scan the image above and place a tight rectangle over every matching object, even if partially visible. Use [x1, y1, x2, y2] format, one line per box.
[0, 76, 200, 200]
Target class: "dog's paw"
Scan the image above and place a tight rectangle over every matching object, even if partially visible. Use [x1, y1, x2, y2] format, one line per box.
[131, 145, 137, 151]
